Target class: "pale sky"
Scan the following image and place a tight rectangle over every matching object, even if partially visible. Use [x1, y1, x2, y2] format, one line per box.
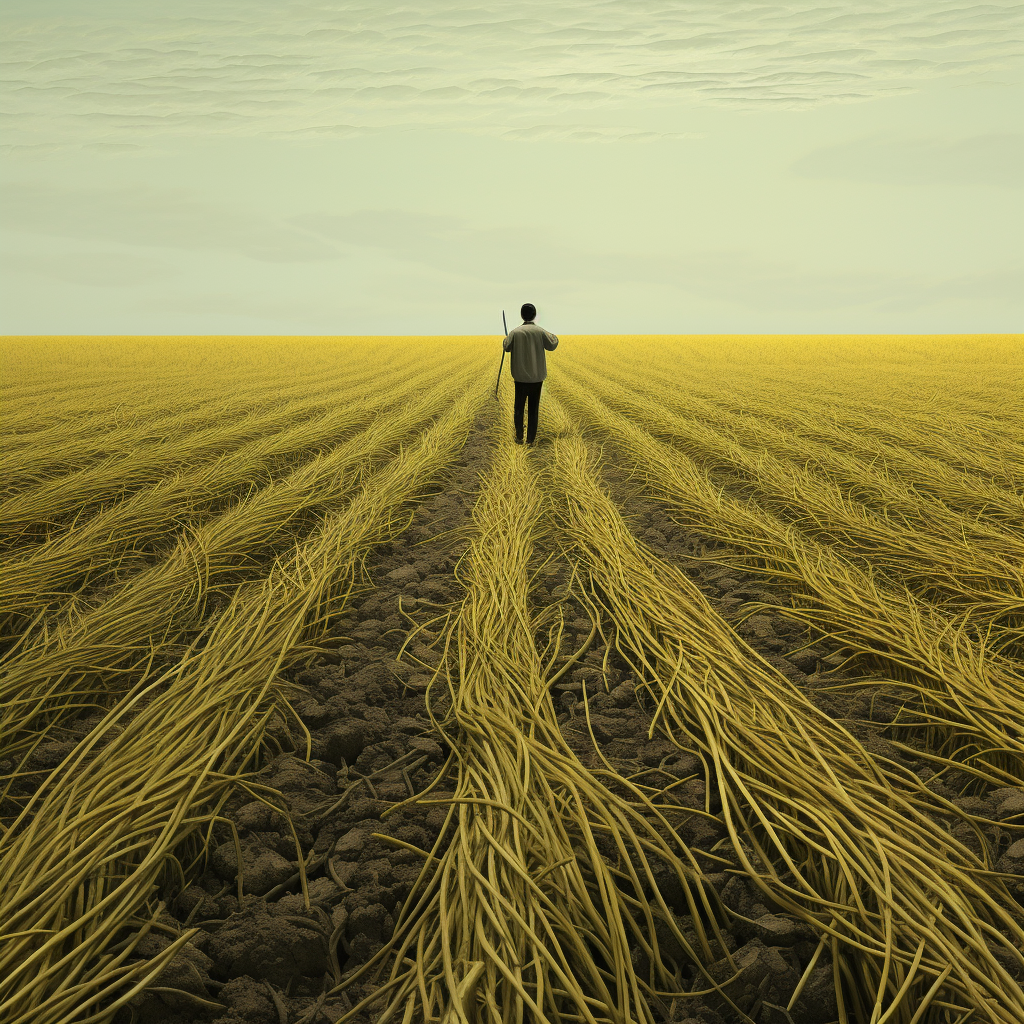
[1, 0, 1021, 335]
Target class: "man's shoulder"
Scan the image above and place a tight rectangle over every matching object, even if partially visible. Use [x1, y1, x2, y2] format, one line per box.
[512, 322, 555, 339]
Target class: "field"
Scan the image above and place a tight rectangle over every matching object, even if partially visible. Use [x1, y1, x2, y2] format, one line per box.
[1, 333, 1022, 1024]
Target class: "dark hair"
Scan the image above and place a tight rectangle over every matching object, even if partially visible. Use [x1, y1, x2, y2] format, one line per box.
[521, 303, 536, 321]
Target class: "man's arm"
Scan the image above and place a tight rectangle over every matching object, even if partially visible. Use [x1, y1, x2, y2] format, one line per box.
[503, 329, 514, 352]
[543, 330, 558, 350]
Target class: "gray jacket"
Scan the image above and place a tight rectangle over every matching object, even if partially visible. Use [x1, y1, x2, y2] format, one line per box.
[502, 321, 559, 383]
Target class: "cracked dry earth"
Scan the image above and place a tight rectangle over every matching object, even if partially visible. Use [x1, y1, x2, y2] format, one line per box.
[51, 400, 1020, 1024]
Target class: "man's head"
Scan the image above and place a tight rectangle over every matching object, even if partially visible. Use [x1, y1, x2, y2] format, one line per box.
[521, 302, 536, 322]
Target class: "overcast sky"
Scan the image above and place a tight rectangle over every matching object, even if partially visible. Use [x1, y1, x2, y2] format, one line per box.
[1, 0, 1021, 335]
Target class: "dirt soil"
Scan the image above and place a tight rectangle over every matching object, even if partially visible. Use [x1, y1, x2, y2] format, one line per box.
[8, 400, 1023, 1024]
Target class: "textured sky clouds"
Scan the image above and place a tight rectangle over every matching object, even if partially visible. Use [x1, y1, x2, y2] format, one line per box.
[0, 0, 1021, 334]
[3, 0, 1020, 148]
[789, 132, 1024, 189]
[2, 181, 338, 261]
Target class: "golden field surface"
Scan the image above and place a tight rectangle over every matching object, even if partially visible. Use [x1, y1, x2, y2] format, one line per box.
[0, 333, 1022, 1024]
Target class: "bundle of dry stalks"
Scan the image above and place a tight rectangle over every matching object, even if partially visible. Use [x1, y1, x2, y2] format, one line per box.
[571, 352, 1023, 540]
[584, 339, 1022, 492]
[553, 374, 1024, 787]
[538, 393, 1024, 1023]
[0, 359, 458, 628]
[334, 412, 739, 1024]
[0, 361, 488, 779]
[563, 360, 1023, 615]
[0, 384, 486, 1024]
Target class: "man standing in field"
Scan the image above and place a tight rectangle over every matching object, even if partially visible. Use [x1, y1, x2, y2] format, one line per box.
[503, 302, 558, 447]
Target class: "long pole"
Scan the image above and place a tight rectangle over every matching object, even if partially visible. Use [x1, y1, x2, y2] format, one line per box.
[495, 310, 508, 398]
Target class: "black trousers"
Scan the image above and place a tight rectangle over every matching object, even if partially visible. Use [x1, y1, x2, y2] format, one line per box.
[513, 380, 543, 443]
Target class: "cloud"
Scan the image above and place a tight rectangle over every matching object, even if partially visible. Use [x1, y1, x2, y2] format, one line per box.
[868, 268, 1024, 311]
[0, 250, 175, 287]
[267, 120, 705, 144]
[292, 207, 1024, 314]
[789, 133, 1024, 189]
[2, 1, 1020, 148]
[134, 290, 341, 327]
[4, 206, 1017, 332]
[0, 181, 341, 261]
[497, 123, 706, 143]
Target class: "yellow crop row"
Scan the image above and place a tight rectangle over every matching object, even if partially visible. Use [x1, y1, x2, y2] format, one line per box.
[339, 406, 734, 1024]
[0, 358, 470, 630]
[0, 336, 413, 433]
[0, 348, 420, 486]
[571, 349, 1024, 531]
[580, 337, 1023, 487]
[552, 370, 1024, 787]
[542, 392, 1024, 1023]
[0, 354, 450, 545]
[0, 352, 490, 770]
[561, 360, 1024, 608]
[0, 371, 489, 1024]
